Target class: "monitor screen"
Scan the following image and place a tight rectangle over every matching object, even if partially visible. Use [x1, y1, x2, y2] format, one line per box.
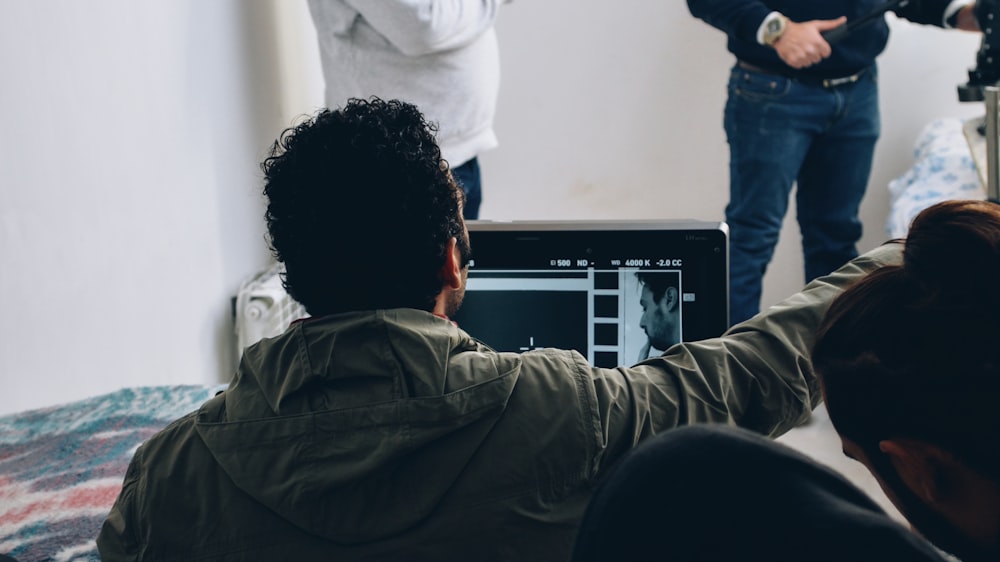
[452, 220, 729, 368]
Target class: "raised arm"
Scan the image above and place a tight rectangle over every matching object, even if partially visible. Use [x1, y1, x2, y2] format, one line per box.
[895, 0, 978, 30]
[586, 243, 903, 473]
[344, 0, 504, 56]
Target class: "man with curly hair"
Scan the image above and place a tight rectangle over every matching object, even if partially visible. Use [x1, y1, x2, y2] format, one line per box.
[98, 97, 904, 561]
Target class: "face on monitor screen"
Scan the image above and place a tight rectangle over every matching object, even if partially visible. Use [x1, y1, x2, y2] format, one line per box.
[451, 221, 728, 368]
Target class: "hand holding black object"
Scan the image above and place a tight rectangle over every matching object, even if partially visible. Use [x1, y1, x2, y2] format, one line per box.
[776, 18, 845, 68]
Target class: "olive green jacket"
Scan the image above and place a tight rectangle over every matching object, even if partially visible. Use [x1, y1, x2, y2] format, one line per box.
[97, 244, 901, 562]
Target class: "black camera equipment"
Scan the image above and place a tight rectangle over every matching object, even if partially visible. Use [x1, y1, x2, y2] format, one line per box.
[958, 0, 1000, 102]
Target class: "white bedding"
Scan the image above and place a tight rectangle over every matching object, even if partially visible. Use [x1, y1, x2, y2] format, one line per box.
[885, 118, 984, 239]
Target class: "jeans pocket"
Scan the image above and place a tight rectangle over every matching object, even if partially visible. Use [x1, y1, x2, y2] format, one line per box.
[730, 68, 791, 102]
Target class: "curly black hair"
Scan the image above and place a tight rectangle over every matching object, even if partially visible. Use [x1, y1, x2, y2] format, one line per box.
[261, 98, 469, 315]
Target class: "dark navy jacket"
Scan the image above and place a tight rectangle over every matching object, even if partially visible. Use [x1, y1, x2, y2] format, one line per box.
[687, 0, 955, 79]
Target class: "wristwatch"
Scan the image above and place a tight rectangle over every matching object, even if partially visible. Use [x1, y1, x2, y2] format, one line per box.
[761, 12, 789, 46]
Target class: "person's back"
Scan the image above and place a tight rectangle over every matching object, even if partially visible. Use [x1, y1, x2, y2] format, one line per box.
[98, 311, 607, 559]
[572, 425, 951, 562]
[96, 98, 900, 561]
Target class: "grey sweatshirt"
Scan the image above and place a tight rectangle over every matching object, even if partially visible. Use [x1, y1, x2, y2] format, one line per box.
[307, 0, 504, 167]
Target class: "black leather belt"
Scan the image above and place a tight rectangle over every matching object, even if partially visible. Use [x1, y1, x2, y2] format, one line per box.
[737, 60, 867, 88]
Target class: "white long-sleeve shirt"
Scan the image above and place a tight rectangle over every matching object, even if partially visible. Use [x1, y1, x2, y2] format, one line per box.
[307, 0, 505, 167]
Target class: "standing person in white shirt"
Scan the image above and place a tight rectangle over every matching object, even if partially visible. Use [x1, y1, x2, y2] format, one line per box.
[307, 0, 508, 219]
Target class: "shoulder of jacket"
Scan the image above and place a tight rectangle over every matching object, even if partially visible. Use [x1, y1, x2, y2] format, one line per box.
[863, 240, 904, 267]
[516, 347, 590, 371]
[134, 410, 202, 462]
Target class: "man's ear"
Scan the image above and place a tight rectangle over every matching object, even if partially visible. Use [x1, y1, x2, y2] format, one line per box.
[879, 439, 945, 505]
[439, 237, 463, 290]
[663, 287, 680, 312]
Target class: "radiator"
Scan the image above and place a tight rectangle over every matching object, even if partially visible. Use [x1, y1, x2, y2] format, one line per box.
[234, 263, 307, 357]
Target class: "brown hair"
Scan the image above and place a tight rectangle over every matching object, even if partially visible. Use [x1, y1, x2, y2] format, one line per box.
[813, 200, 1000, 480]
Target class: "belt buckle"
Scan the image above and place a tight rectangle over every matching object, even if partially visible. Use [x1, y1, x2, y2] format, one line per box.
[822, 70, 862, 88]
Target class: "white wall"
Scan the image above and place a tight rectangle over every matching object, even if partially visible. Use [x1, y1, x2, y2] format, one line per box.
[0, 1, 984, 415]
[0, 1, 309, 415]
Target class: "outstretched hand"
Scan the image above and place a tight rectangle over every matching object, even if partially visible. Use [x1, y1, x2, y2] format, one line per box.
[774, 17, 847, 69]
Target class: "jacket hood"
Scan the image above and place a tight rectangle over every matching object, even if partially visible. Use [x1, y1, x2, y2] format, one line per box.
[195, 309, 521, 544]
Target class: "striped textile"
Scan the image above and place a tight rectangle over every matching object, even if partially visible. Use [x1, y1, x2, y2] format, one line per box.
[0, 385, 223, 562]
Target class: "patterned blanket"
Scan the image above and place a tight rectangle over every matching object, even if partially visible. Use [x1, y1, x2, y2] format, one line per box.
[0, 385, 224, 562]
[886, 117, 984, 239]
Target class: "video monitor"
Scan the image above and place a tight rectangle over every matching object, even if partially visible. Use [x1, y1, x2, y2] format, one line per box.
[452, 220, 729, 368]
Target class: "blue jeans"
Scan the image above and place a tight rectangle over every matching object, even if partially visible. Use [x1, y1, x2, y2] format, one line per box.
[452, 157, 482, 220]
[724, 64, 880, 325]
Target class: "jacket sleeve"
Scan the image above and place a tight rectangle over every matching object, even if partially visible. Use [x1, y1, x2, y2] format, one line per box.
[343, 0, 504, 57]
[584, 243, 903, 475]
[687, 0, 772, 44]
[96, 446, 144, 562]
[894, 0, 968, 27]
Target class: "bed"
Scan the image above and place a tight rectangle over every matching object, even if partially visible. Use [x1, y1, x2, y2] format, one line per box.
[0, 385, 225, 561]
[885, 117, 985, 238]
[0, 262, 311, 562]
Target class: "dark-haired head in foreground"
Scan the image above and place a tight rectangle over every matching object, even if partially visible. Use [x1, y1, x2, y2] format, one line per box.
[262, 97, 470, 317]
[814, 199, 1000, 562]
[572, 424, 949, 562]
